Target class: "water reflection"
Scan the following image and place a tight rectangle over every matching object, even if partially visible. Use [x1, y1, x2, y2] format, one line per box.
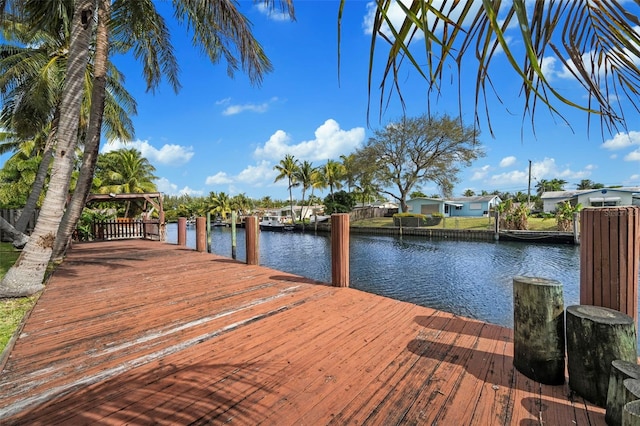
[165, 223, 583, 329]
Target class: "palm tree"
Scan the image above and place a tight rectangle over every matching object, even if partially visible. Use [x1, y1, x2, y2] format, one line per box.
[209, 191, 232, 221]
[340, 154, 356, 192]
[321, 160, 345, 202]
[294, 160, 316, 222]
[0, 0, 295, 297]
[463, 189, 475, 197]
[274, 154, 300, 223]
[347, 1, 640, 133]
[96, 148, 157, 217]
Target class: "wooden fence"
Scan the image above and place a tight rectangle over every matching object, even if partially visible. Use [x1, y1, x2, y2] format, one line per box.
[349, 207, 397, 222]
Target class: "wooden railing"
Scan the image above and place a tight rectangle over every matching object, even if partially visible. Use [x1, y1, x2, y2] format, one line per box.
[92, 219, 162, 241]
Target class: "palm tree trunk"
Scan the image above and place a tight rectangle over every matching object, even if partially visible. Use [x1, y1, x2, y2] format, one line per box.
[0, 217, 28, 249]
[14, 124, 57, 233]
[0, 0, 96, 297]
[52, 0, 110, 263]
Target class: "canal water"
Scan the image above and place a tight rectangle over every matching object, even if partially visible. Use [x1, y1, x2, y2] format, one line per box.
[165, 223, 586, 330]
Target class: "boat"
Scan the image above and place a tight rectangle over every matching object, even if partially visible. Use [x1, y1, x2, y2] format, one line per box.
[259, 214, 294, 232]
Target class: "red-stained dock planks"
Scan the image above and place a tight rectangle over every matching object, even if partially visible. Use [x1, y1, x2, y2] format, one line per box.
[0, 239, 604, 425]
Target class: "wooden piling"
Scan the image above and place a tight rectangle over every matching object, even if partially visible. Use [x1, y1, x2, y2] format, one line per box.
[624, 399, 640, 426]
[580, 207, 640, 327]
[512, 276, 565, 385]
[231, 211, 237, 260]
[566, 305, 638, 407]
[195, 217, 206, 252]
[331, 213, 349, 287]
[177, 217, 187, 246]
[606, 360, 640, 425]
[245, 216, 259, 265]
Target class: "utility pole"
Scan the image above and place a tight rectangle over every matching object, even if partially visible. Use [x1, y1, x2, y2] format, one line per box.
[527, 160, 532, 205]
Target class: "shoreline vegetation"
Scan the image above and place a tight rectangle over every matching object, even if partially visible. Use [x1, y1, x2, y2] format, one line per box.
[0, 216, 560, 355]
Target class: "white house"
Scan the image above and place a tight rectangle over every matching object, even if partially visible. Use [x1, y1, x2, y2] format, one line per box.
[404, 195, 501, 217]
[541, 187, 640, 213]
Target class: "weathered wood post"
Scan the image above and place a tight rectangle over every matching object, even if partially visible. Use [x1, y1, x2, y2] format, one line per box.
[245, 216, 259, 265]
[573, 212, 580, 244]
[624, 399, 640, 426]
[606, 360, 640, 425]
[580, 207, 640, 326]
[177, 217, 187, 246]
[566, 305, 638, 407]
[231, 211, 237, 260]
[206, 212, 212, 253]
[512, 276, 565, 385]
[195, 217, 206, 252]
[494, 210, 500, 241]
[331, 213, 349, 287]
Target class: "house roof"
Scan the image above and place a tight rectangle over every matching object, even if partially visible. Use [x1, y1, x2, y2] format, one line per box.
[541, 187, 640, 199]
[447, 195, 501, 203]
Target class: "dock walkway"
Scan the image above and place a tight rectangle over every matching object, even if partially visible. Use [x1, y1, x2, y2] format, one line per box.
[0, 240, 604, 424]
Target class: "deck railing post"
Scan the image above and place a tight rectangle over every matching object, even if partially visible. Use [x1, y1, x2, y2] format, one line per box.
[245, 216, 259, 265]
[331, 213, 349, 287]
[196, 217, 207, 252]
[231, 211, 237, 260]
[177, 217, 187, 246]
[580, 207, 640, 327]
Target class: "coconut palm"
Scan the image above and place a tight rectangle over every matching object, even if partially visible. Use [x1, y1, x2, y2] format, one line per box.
[0, 3, 135, 250]
[209, 191, 232, 221]
[294, 160, 316, 222]
[343, 1, 640, 133]
[0, 0, 295, 297]
[274, 154, 300, 223]
[95, 148, 157, 217]
[321, 160, 345, 202]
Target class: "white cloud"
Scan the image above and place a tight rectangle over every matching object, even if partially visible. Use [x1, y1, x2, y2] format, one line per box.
[102, 139, 194, 166]
[362, 0, 481, 39]
[236, 160, 278, 186]
[254, 119, 365, 162]
[499, 156, 516, 167]
[484, 157, 592, 187]
[602, 131, 640, 150]
[178, 186, 204, 197]
[624, 149, 640, 161]
[255, 3, 291, 21]
[205, 172, 233, 185]
[471, 165, 491, 180]
[219, 97, 279, 116]
[155, 178, 203, 197]
[155, 177, 178, 195]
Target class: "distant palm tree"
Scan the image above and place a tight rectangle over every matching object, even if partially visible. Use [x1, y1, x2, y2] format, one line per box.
[463, 189, 475, 197]
[274, 154, 300, 223]
[209, 191, 232, 220]
[295, 160, 316, 221]
[321, 160, 345, 201]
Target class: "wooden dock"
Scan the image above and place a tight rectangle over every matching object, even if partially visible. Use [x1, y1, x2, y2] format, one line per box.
[0, 240, 605, 424]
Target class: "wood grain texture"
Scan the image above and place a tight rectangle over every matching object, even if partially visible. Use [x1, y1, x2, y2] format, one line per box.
[0, 240, 605, 425]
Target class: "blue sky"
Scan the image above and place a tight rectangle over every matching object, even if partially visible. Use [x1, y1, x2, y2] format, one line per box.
[5, 1, 640, 201]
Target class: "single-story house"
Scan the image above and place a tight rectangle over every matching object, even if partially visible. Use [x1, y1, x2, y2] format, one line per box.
[445, 196, 502, 217]
[404, 197, 445, 215]
[541, 187, 640, 213]
[404, 195, 501, 217]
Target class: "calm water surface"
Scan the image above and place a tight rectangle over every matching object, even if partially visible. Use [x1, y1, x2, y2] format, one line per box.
[165, 223, 583, 329]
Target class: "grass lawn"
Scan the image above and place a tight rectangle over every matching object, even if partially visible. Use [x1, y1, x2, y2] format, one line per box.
[351, 216, 559, 231]
[0, 242, 37, 355]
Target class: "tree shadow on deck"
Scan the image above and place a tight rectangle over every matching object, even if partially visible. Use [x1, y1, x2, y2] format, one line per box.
[4, 361, 281, 425]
